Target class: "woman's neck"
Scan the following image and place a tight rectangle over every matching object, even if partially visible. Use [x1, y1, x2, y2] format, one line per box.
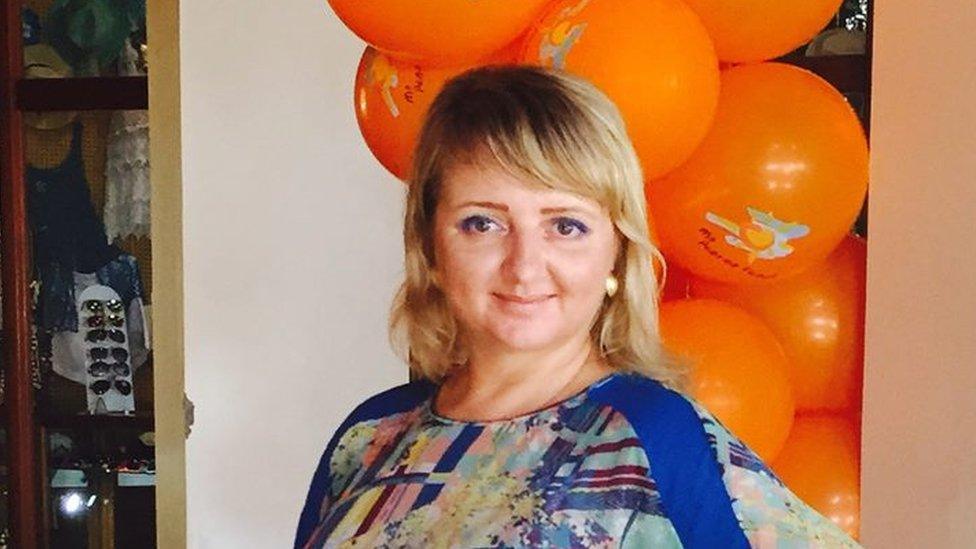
[434, 337, 615, 421]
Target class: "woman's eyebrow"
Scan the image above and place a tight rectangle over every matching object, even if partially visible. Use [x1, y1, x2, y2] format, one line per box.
[454, 202, 593, 215]
[540, 206, 591, 215]
[455, 200, 508, 211]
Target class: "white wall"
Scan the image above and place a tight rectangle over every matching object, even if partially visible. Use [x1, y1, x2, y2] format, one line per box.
[180, 2, 407, 546]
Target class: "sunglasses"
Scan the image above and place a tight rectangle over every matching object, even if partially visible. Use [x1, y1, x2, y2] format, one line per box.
[83, 299, 124, 314]
[89, 378, 132, 396]
[85, 313, 124, 328]
[89, 347, 128, 362]
[88, 361, 131, 378]
[85, 329, 125, 344]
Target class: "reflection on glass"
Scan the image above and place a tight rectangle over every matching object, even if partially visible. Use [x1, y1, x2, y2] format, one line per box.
[24, 109, 155, 546]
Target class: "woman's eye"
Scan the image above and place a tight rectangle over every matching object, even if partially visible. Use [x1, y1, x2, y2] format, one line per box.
[459, 215, 500, 234]
[553, 217, 589, 237]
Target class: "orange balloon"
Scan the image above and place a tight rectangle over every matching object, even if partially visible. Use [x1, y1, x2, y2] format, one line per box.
[659, 299, 795, 461]
[646, 63, 869, 285]
[328, 0, 550, 66]
[519, 0, 719, 179]
[771, 414, 860, 539]
[691, 235, 866, 412]
[354, 48, 513, 180]
[683, 0, 843, 63]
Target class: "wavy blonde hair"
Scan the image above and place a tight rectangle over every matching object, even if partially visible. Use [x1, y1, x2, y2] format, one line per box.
[389, 64, 685, 390]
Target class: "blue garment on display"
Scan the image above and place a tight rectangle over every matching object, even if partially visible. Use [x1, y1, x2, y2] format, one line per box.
[93, 253, 145, 307]
[27, 122, 123, 332]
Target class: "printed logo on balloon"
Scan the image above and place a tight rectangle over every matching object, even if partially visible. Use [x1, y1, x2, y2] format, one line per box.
[536, 0, 590, 69]
[647, 63, 868, 285]
[520, 0, 720, 180]
[697, 208, 812, 280]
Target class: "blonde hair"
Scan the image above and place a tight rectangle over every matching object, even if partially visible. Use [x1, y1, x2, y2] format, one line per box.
[389, 64, 685, 390]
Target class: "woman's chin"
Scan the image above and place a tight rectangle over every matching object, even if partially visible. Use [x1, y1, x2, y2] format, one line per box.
[487, 327, 564, 353]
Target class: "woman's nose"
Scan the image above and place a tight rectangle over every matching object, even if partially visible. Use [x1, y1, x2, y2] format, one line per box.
[502, 228, 546, 282]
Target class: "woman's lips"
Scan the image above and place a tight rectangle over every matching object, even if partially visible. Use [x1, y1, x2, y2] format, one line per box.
[492, 293, 555, 315]
[493, 293, 554, 304]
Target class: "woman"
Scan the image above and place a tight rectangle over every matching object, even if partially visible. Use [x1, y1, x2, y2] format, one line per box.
[295, 65, 860, 548]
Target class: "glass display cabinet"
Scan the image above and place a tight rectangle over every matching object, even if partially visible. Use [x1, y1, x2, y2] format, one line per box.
[2, 1, 154, 547]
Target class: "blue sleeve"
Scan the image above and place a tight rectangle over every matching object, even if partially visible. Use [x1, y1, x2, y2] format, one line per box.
[293, 380, 435, 548]
[590, 375, 750, 549]
[591, 374, 862, 548]
[685, 399, 862, 547]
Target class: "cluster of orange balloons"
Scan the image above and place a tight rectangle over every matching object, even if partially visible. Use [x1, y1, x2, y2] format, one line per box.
[691, 235, 866, 412]
[683, 0, 843, 62]
[771, 415, 861, 538]
[331, 0, 849, 183]
[327, 0, 865, 538]
[659, 236, 866, 537]
[649, 63, 865, 543]
[631, 5, 863, 542]
[647, 62, 868, 285]
[659, 299, 795, 461]
[518, 0, 720, 179]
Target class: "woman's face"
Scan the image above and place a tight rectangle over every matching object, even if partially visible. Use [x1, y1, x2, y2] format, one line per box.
[432, 160, 620, 355]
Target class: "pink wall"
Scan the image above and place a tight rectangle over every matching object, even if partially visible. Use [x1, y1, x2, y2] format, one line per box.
[861, 1, 976, 546]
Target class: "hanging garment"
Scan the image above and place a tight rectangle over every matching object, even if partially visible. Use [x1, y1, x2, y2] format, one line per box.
[103, 37, 150, 241]
[26, 121, 121, 332]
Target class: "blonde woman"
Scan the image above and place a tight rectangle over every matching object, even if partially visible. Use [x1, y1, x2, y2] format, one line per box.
[295, 65, 860, 548]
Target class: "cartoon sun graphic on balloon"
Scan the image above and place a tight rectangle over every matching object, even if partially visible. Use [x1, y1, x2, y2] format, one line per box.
[537, 0, 591, 69]
[364, 51, 400, 118]
[705, 207, 811, 263]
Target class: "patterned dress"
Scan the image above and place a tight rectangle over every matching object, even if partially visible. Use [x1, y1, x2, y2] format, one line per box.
[295, 373, 860, 548]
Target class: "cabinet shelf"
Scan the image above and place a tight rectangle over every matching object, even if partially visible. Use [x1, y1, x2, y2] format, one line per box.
[40, 411, 154, 432]
[17, 76, 148, 111]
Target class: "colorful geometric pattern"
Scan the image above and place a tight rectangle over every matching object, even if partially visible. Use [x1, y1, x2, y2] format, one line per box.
[692, 401, 860, 548]
[295, 374, 861, 548]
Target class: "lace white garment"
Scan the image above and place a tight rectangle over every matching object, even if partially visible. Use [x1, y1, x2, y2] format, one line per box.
[103, 38, 150, 241]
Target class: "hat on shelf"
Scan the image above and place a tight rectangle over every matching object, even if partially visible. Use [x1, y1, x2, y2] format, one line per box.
[23, 44, 78, 130]
[805, 27, 867, 57]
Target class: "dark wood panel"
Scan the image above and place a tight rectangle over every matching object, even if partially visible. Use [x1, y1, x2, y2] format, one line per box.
[40, 412, 155, 432]
[17, 76, 148, 111]
[1, 2, 41, 548]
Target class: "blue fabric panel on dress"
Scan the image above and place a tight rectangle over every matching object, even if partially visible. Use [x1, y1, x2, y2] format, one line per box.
[589, 374, 750, 549]
[293, 379, 435, 549]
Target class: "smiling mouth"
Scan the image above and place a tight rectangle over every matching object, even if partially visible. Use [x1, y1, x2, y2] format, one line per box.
[493, 293, 555, 304]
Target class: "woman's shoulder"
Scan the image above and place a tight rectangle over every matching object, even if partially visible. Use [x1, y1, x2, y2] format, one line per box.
[591, 372, 769, 474]
[338, 377, 437, 429]
[589, 372, 704, 431]
[589, 372, 766, 478]
[592, 372, 861, 548]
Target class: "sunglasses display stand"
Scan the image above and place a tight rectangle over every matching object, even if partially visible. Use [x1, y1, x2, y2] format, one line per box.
[79, 285, 135, 415]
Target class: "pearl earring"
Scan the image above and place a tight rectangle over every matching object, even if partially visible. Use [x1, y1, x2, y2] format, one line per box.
[605, 275, 619, 298]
